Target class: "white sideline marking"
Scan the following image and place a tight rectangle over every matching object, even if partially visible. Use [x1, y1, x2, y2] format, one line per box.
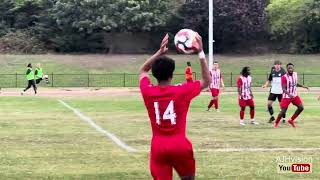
[196, 147, 320, 152]
[58, 100, 137, 153]
[139, 147, 320, 153]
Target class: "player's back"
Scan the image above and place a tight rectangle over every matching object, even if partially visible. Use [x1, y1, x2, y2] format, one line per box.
[140, 76, 200, 138]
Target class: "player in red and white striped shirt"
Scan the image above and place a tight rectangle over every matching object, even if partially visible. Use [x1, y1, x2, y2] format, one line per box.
[207, 61, 225, 112]
[273, 63, 309, 128]
[237, 67, 258, 125]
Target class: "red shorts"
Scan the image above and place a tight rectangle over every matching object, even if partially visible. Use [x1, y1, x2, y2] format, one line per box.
[280, 96, 303, 109]
[150, 137, 195, 179]
[186, 79, 193, 83]
[210, 88, 220, 97]
[238, 98, 255, 107]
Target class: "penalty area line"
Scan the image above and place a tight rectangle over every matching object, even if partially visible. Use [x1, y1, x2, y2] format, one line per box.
[58, 99, 137, 153]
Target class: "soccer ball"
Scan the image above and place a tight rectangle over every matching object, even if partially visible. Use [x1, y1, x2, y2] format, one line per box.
[44, 74, 50, 84]
[174, 29, 198, 54]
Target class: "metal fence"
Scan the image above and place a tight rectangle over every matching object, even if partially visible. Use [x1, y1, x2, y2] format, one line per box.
[1, 73, 319, 88]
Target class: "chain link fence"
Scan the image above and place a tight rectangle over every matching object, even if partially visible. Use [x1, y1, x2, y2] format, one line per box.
[0, 73, 319, 88]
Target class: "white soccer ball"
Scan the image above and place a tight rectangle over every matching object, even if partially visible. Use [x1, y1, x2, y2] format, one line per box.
[174, 29, 198, 54]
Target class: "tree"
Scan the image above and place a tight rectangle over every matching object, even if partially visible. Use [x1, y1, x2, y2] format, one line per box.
[36, 0, 174, 52]
[0, 0, 15, 36]
[267, 0, 320, 53]
[173, 0, 268, 52]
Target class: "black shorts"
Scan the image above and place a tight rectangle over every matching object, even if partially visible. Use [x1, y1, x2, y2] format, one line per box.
[268, 93, 282, 102]
[36, 78, 43, 84]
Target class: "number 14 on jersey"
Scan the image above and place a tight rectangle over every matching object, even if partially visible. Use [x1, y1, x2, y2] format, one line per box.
[154, 100, 176, 125]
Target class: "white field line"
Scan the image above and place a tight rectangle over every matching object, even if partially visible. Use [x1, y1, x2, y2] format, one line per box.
[138, 147, 320, 153]
[195, 147, 320, 152]
[58, 100, 137, 153]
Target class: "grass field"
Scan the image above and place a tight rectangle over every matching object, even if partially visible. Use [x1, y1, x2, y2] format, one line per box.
[0, 91, 319, 179]
[1, 54, 320, 88]
[2, 54, 320, 74]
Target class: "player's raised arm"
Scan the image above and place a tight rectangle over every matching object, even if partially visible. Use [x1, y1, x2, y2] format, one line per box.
[195, 34, 211, 90]
[139, 34, 169, 77]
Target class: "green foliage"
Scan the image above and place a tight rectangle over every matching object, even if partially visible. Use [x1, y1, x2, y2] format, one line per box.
[0, 0, 174, 53]
[0, 30, 45, 53]
[0, 0, 15, 36]
[267, 0, 320, 53]
[172, 0, 268, 52]
[0, 0, 319, 53]
[49, 0, 172, 33]
[40, 0, 174, 52]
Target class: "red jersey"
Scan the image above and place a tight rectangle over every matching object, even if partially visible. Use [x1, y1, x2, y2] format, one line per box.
[282, 72, 298, 98]
[185, 66, 193, 81]
[140, 75, 201, 137]
[209, 69, 222, 89]
[237, 75, 253, 100]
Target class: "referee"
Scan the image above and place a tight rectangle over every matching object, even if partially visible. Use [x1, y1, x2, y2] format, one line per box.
[262, 60, 286, 123]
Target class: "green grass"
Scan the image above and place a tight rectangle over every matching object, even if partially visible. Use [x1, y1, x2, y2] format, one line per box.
[0, 92, 319, 179]
[2, 54, 320, 74]
[1, 54, 320, 87]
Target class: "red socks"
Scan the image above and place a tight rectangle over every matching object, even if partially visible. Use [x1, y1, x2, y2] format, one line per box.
[250, 109, 255, 119]
[214, 98, 219, 109]
[208, 98, 219, 110]
[240, 110, 245, 119]
[208, 100, 214, 109]
[290, 112, 299, 121]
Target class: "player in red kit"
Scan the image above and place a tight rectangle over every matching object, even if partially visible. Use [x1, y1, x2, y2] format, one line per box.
[207, 61, 225, 112]
[185, 62, 193, 82]
[237, 67, 259, 125]
[139, 34, 210, 180]
[273, 63, 309, 128]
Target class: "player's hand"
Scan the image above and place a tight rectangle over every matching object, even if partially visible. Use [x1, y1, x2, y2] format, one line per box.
[304, 86, 309, 91]
[159, 33, 169, 55]
[195, 33, 203, 53]
[262, 84, 267, 88]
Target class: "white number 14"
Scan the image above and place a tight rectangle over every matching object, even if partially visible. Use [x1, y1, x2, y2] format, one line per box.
[153, 100, 176, 125]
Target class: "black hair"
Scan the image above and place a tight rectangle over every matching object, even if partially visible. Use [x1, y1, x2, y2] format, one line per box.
[213, 61, 218, 64]
[286, 63, 294, 67]
[274, 60, 282, 65]
[27, 63, 32, 68]
[152, 56, 175, 82]
[187, 61, 191, 66]
[241, 66, 250, 76]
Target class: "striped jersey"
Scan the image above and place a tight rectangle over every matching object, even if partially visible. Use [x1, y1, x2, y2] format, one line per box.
[209, 69, 222, 89]
[237, 75, 253, 100]
[281, 72, 298, 98]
